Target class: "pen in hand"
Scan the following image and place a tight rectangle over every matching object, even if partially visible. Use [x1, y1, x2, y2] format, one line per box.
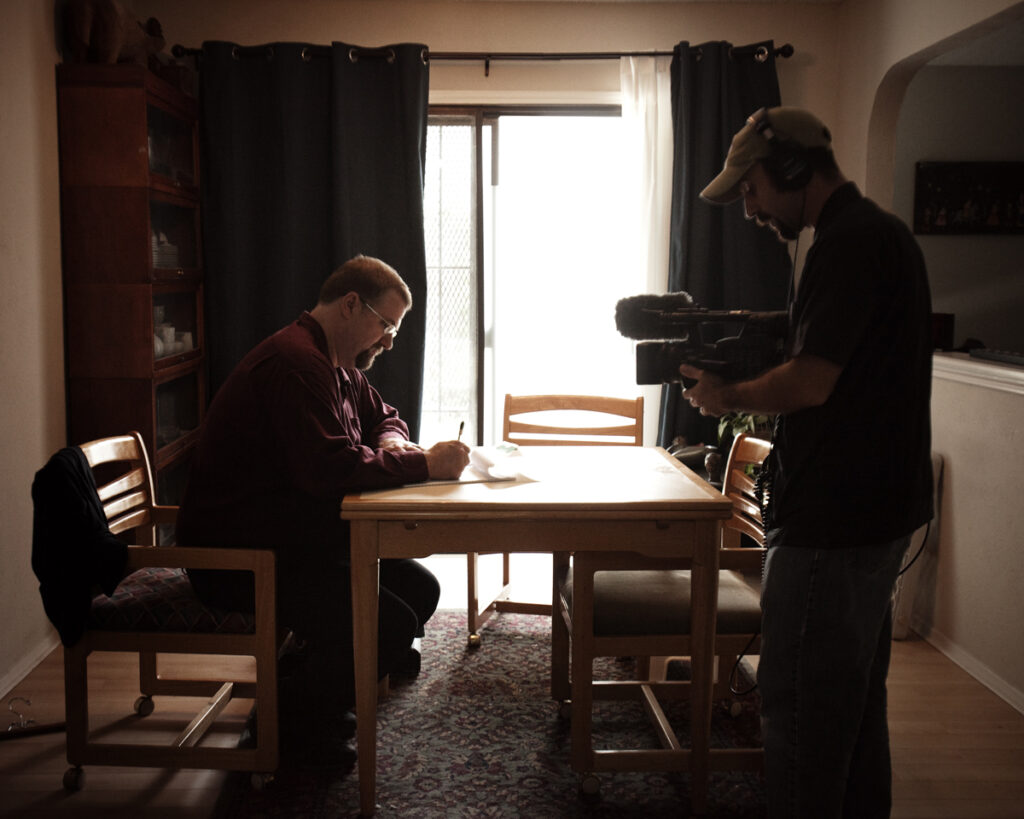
[457, 421, 465, 442]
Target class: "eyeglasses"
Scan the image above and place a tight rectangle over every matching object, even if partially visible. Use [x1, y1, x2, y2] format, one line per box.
[360, 296, 399, 338]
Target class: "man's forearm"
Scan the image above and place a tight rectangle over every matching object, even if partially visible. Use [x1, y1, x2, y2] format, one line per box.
[725, 357, 839, 414]
[683, 354, 841, 417]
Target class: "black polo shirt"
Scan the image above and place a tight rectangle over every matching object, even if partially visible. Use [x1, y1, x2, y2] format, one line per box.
[766, 183, 934, 548]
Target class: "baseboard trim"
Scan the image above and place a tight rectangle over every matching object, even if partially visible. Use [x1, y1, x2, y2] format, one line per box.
[0, 634, 60, 700]
[912, 615, 1024, 716]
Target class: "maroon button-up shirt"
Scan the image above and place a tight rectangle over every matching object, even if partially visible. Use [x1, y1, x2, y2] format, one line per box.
[177, 312, 428, 571]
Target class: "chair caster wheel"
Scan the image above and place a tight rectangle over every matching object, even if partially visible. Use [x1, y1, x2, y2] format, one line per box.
[134, 695, 155, 716]
[579, 773, 601, 801]
[558, 700, 572, 720]
[63, 766, 84, 792]
[467, 633, 481, 648]
[251, 772, 274, 791]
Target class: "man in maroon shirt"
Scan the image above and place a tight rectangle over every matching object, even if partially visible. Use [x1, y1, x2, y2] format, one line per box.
[177, 255, 469, 769]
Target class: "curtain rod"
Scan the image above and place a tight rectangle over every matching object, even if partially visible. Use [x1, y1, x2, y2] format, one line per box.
[171, 43, 793, 76]
[431, 44, 794, 62]
[431, 44, 793, 75]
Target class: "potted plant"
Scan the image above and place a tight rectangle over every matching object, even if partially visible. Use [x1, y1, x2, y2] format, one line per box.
[704, 412, 773, 483]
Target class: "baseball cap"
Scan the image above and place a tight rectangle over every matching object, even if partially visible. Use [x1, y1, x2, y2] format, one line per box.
[700, 107, 833, 204]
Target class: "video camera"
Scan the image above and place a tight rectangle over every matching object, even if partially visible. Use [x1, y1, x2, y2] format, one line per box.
[615, 292, 788, 384]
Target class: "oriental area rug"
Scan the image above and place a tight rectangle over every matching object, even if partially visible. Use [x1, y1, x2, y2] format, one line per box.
[214, 611, 765, 818]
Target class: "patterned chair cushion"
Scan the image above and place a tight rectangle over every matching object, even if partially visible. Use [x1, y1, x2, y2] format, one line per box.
[88, 567, 256, 634]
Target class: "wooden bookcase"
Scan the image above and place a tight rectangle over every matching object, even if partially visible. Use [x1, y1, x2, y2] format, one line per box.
[57, 64, 204, 504]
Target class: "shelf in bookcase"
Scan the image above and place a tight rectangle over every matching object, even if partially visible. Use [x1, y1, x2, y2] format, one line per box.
[155, 426, 201, 470]
[150, 173, 200, 200]
[152, 266, 202, 283]
[154, 347, 202, 370]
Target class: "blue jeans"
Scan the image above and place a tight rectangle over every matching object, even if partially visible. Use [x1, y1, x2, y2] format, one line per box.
[759, 536, 910, 819]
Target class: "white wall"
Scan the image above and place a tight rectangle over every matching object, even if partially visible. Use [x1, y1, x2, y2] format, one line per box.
[894, 65, 1024, 352]
[835, 0, 1024, 203]
[139, 0, 843, 121]
[922, 358, 1024, 712]
[0, 2, 67, 696]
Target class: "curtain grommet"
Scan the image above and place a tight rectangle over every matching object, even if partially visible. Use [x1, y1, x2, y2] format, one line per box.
[231, 46, 240, 60]
[755, 45, 769, 63]
[301, 47, 312, 63]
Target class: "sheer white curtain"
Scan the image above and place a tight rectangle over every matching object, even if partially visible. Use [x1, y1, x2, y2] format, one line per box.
[620, 55, 674, 445]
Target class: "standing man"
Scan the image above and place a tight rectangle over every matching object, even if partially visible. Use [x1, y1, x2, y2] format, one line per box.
[682, 108, 933, 817]
[177, 255, 469, 769]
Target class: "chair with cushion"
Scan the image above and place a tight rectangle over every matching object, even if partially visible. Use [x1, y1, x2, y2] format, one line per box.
[643, 431, 770, 701]
[552, 431, 770, 801]
[466, 393, 644, 645]
[31, 431, 280, 791]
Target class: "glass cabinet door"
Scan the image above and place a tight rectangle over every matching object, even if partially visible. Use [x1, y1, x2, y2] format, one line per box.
[150, 197, 199, 274]
[155, 370, 200, 450]
[152, 288, 200, 363]
[147, 102, 195, 187]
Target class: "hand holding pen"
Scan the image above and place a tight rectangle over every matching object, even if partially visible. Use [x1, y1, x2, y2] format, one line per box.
[424, 421, 470, 479]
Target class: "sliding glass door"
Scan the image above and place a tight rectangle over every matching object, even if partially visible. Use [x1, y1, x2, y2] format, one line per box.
[421, 107, 649, 446]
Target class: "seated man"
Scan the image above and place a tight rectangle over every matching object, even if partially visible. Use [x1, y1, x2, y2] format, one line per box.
[176, 255, 469, 769]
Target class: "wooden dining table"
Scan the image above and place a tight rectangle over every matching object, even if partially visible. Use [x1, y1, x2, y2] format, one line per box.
[341, 445, 731, 816]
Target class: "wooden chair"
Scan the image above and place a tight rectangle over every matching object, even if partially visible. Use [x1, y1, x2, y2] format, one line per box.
[552, 432, 770, 800]
[644, 431, 770, 701]
[45, 432, 280, 791]
[466, 394, 644, 645]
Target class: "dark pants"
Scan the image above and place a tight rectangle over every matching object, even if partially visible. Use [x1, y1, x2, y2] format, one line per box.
[190, 557, 440, 721]
[759, 537, 909, 819]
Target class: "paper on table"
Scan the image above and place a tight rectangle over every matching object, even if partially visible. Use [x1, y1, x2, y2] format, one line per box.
[427, 443, 521, 485]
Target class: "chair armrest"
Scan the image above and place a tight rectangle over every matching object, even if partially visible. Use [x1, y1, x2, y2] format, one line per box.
[123, 546, 277, 635]
[125, 545, 275, 574]
[150, 504, 179, 527]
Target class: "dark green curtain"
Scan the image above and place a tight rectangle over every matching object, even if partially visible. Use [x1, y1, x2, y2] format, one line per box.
[199, 41, 430, 439]
[659, 40, 792, 448]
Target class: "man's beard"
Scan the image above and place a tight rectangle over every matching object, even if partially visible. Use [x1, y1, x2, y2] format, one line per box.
[757, 212, 800, 242]
[772, 189, 805, 241]
[772, 218, 800, 241]
[355, 345, 383, 371]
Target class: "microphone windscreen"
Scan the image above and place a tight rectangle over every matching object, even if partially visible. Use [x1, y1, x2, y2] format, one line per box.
[615, 292, 697, 339]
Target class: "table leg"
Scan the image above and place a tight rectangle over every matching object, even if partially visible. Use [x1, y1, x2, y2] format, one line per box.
[569, 554, 596, 771]
[550, 552, 570, 702]
[350, 522, 380, 816]
[688, 521, 721, 816]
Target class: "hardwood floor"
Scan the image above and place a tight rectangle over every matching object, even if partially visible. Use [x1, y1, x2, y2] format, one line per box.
[2, 553, 1022, 818]
[887, 638, 1024, 818]
[0, 650, 251, 818]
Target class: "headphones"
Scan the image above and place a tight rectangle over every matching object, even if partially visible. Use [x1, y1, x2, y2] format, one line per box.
[752, 108, 814, 191]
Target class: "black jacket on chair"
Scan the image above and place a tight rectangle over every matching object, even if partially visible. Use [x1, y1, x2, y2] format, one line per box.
[31, 446, 128, 646]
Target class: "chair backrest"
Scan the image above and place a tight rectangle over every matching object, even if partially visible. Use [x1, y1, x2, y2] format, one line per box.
[721, 432, 771, 554]
[502, 394, 644, 447]
[78, 431, 159, 542]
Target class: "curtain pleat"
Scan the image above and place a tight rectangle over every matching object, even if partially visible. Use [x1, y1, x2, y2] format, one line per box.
[620, 56, 674, 446]
[199, 41, 429, 438]
[659, 40, 791, 448]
